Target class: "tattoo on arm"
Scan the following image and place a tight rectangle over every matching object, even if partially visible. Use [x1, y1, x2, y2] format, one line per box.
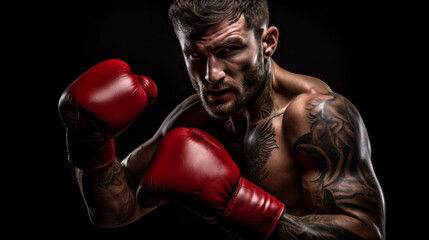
[75, 158, 142, 225]
[273, 93, 384, 239]
[277, 214, 365, 240]
[294, 94, 381, 215]
[101, 159, 124, 188]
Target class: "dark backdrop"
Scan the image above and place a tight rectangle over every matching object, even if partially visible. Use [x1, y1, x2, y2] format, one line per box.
[1, 0, 422, 239]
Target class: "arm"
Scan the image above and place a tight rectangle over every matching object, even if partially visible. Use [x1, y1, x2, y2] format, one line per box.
[75, 158, 153, 227]
[74, 94, 210, 227]
[59, 59, 159, 227]
[273, 93, 385, 239]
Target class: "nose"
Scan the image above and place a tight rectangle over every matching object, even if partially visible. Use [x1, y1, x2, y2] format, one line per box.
[205, 55, 225, 83]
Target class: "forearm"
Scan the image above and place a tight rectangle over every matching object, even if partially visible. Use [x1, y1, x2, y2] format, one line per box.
[271, 213, 382, 240]
[76, 158, 149, 227]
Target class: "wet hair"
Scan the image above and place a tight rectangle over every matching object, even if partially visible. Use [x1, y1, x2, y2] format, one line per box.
[168, 0, 269, 38]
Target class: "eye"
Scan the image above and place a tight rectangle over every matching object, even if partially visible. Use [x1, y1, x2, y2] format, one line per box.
[186, 50, 204, 59]
[191, 52, 203, 58]
[218, 45, 241, 57]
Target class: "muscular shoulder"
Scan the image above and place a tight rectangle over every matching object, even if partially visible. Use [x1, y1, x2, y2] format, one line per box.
[156, 94, 211, 137]
[282, 92, 368, 161]
[272, 61, 332, 99]
[283, 92, 329, 140]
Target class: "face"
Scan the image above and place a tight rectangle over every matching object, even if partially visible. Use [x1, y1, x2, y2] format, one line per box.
[177, 15, 268, 118]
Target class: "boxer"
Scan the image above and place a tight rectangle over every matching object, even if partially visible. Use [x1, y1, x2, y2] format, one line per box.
[59, 1, 385, 239]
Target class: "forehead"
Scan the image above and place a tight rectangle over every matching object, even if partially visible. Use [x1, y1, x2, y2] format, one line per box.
[177, 15, 251, 50]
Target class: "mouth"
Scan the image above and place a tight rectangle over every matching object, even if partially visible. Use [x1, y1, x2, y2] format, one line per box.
[205, 88, 234, 101]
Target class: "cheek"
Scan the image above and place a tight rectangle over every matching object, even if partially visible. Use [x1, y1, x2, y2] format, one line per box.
[185, 59, 205, 83]
[224, 53, 253, 79]
[227, 45, 262, 77]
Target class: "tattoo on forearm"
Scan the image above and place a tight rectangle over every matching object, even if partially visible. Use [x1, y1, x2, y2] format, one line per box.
[274, 93, 383, 239]
[102, 159, 124, 188]
[276, 214, 365, 240]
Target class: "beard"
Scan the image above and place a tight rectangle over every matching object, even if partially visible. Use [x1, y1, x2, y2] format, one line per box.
[190, 52, 268, 118]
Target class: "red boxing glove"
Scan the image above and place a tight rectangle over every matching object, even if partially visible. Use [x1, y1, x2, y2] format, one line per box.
[58, 59, 157, 170]
[138, 128, 285, 239]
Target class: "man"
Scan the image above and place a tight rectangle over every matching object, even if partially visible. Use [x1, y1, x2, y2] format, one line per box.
[58, 0, 385, 239]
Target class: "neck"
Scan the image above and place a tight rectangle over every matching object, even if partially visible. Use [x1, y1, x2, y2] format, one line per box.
[235, 60, 274, 127]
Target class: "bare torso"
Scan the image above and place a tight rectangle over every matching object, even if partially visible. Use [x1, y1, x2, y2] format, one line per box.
[87, 59, 384, 239]
[207, 110, 307, 214]
[148, 60, 332, 215]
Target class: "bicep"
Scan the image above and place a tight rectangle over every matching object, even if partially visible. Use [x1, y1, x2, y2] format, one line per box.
[284, 93, 385, 236]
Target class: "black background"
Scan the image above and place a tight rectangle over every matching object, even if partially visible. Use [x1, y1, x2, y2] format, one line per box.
[1, 0, 423, 239]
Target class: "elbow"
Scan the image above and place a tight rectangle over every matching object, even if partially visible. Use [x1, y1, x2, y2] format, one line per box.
[89, 215, 123, 229]
[349, 221, 384, 240]
[87, 211, 131, 229]
[86, 204, 150, 229]
[92, 221, 119, 229]
[369, 223, 385, 240]
[344, 212, 385, 240]
[357, 217, 385, 240]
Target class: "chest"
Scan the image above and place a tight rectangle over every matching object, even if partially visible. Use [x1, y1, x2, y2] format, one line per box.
[210, 115, 303, 207]
[240, 117, 281, 184]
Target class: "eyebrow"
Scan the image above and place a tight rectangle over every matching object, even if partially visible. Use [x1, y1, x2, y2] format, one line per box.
[183, 37, 246, 53]
[214, 37, 246, 51]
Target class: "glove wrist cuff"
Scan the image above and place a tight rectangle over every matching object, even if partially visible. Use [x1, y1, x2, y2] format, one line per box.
[223, 178, 285, 239]
[66, 132, 115, 170]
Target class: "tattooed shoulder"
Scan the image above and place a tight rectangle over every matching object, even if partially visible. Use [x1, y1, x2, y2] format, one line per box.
[271, 92, 385, 240]
[293, 92, 384, 224]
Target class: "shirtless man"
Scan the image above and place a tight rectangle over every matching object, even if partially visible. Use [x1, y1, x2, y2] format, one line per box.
[58, 0, 385, 239]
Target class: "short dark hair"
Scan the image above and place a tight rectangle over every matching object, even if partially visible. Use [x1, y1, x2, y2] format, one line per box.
[168, 0, 269, 37]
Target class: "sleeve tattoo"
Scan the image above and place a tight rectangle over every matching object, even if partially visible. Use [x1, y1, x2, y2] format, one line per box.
[273, 93, 385, 240]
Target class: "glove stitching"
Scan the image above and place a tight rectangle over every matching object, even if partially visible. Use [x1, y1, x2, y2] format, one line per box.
[223, 177, 244, 218]
[264, 203, 286, 240]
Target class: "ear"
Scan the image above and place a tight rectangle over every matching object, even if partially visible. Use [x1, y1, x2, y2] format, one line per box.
[262, 26, 279, 59]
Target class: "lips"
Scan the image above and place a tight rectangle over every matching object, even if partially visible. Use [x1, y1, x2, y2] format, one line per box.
[205, 88, 234, 101]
